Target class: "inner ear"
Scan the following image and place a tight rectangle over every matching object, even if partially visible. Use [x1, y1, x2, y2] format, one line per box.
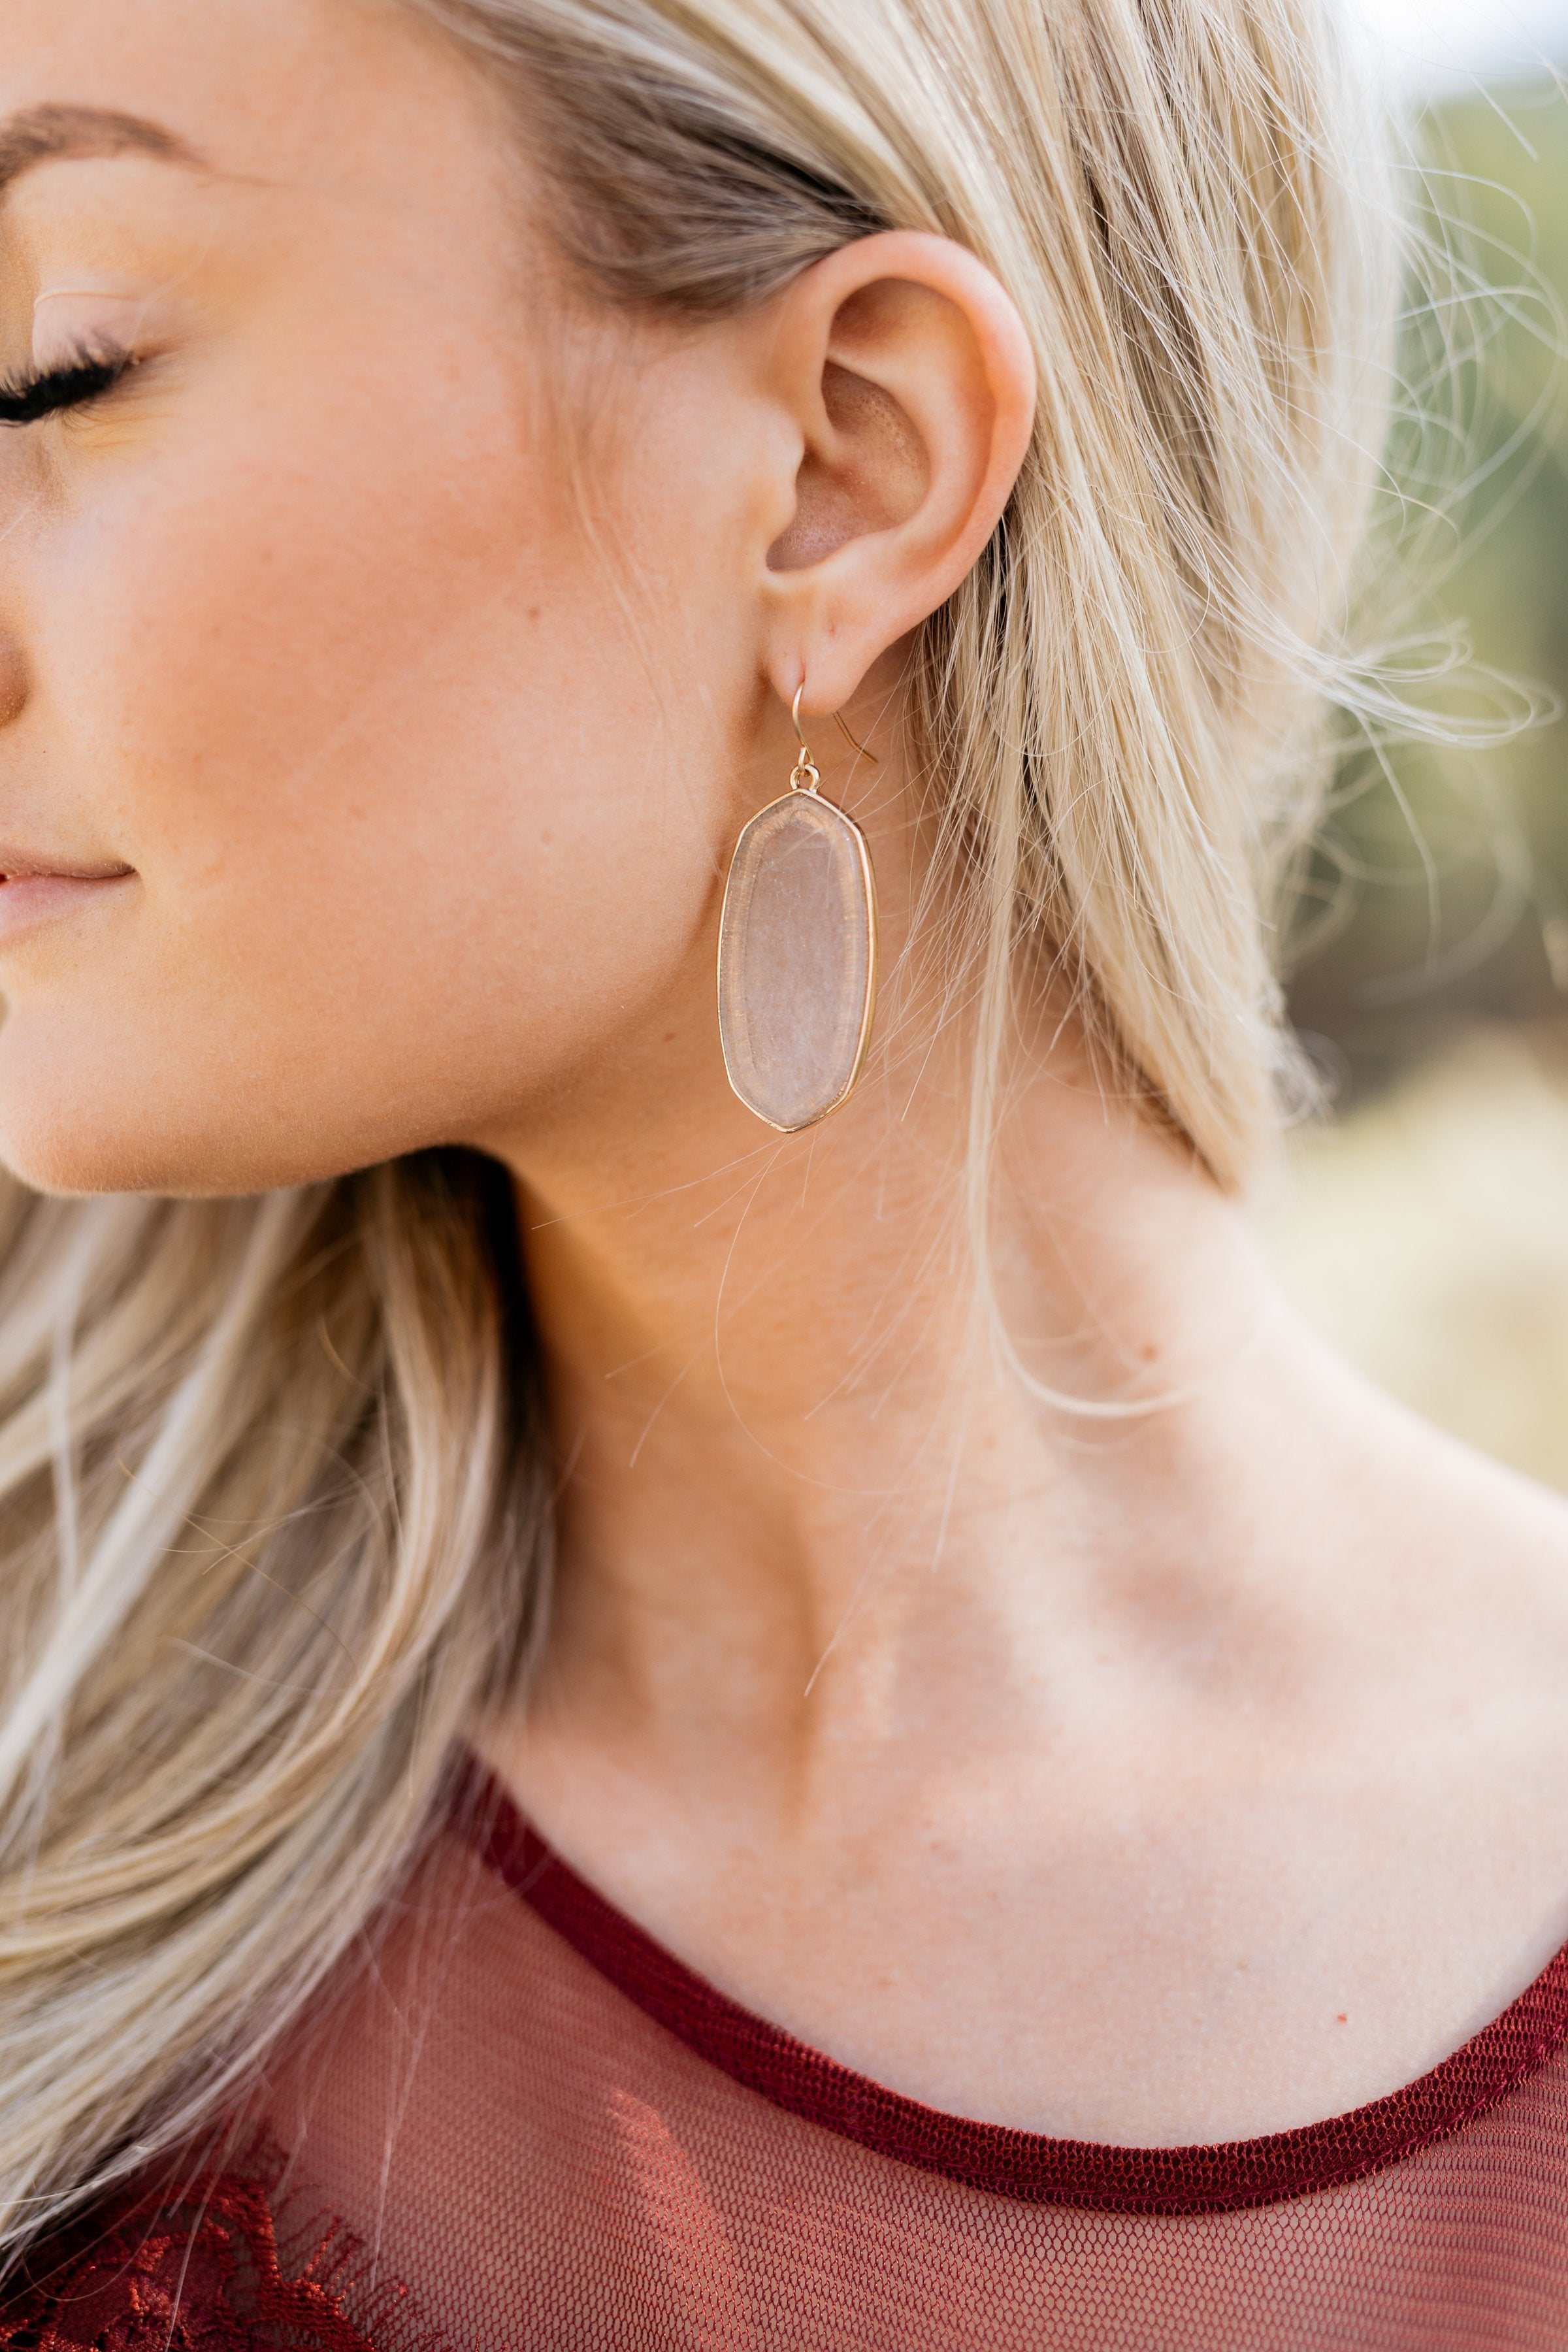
[767, 359, 929, 574]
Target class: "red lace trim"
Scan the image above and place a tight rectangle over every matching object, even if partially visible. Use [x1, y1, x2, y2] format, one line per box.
[0, 2157, 440, 2352]
[468, 1774, 1568, 2216]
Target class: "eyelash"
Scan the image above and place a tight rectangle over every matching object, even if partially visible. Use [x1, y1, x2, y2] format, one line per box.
[0, 348, 135, 427]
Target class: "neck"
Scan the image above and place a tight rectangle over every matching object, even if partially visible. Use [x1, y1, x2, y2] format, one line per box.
[483, 957, 1296, 1821]
[468, 736, 1568, 2148]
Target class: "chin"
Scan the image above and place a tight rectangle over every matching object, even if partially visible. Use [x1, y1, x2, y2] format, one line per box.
[0, 1108, 193, 1201]
[0, 1034, 261, 1200]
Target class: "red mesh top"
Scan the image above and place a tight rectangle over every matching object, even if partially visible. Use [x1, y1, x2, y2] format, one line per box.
[14, 1769, 1568, 2351]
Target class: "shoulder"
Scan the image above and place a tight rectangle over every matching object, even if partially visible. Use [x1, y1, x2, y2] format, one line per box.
[1348, 1380, 1568, 1691]
[1284, 1331, 1568, 1695]
[1286, 1359, 1568, 1938]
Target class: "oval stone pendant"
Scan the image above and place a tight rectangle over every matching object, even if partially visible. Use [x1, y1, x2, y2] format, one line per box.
[717, 789, 878, 1132]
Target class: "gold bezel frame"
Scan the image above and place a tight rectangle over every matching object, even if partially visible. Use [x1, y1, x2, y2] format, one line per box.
[717, 789, 879, 1134]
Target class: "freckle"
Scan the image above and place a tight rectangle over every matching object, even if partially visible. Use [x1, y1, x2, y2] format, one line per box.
[1139, 1342, 1158, 1362]
[527, 606, 542, 622]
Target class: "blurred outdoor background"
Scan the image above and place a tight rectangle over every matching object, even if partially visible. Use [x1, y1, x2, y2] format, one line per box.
[1262, 1, 1568, 1487]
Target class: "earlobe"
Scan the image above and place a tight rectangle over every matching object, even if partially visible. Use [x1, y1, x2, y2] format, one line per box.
[759, 231, 1036, 714]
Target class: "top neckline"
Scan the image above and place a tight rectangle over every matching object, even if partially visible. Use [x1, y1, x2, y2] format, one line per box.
[463, 1771, 1568, 2216]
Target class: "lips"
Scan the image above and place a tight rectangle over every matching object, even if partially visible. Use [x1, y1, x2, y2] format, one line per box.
[0, 847, 133, 884]
[0, 855, 134, 947]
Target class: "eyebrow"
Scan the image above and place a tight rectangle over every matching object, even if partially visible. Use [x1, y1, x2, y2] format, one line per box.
[0, 104, 201, 201]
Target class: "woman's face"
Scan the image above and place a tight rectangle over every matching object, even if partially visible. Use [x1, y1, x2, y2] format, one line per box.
[0, 0, 786, 1194]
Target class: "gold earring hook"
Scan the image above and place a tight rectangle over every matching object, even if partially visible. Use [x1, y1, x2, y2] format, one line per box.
[833, 711, 879, 764]
[791, 681, 810, 754]
[789, 682, 821, 795]
[791, 682, 878, 788]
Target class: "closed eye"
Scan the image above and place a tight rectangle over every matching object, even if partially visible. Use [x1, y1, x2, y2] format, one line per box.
[0, 350, 133, 425]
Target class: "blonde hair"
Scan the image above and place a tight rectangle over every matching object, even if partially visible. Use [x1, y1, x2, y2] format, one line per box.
[0, 0, 1392, 2249]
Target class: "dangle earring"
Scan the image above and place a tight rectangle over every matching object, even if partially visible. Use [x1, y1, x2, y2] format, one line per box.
[717, 685, 879, 1132]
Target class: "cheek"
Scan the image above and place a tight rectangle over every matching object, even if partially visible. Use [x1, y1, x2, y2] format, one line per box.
[0, 384, 730, 1194]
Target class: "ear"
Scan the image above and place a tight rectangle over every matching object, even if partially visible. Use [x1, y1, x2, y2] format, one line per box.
[754, 231, 1036, 716]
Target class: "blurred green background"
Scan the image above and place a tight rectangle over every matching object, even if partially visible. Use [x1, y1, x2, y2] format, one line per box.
[1290, 74, 1568, 1079]
[1267, 67, 1568, 1487]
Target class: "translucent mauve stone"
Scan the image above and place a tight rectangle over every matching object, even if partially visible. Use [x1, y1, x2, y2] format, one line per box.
[718, 790, 877, 1132]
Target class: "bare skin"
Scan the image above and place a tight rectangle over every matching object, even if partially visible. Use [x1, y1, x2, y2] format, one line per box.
[1, 0, 1567, 2151]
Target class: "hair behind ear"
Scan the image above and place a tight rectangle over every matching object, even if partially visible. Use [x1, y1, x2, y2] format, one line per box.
[419, 0, 1393, 1186]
